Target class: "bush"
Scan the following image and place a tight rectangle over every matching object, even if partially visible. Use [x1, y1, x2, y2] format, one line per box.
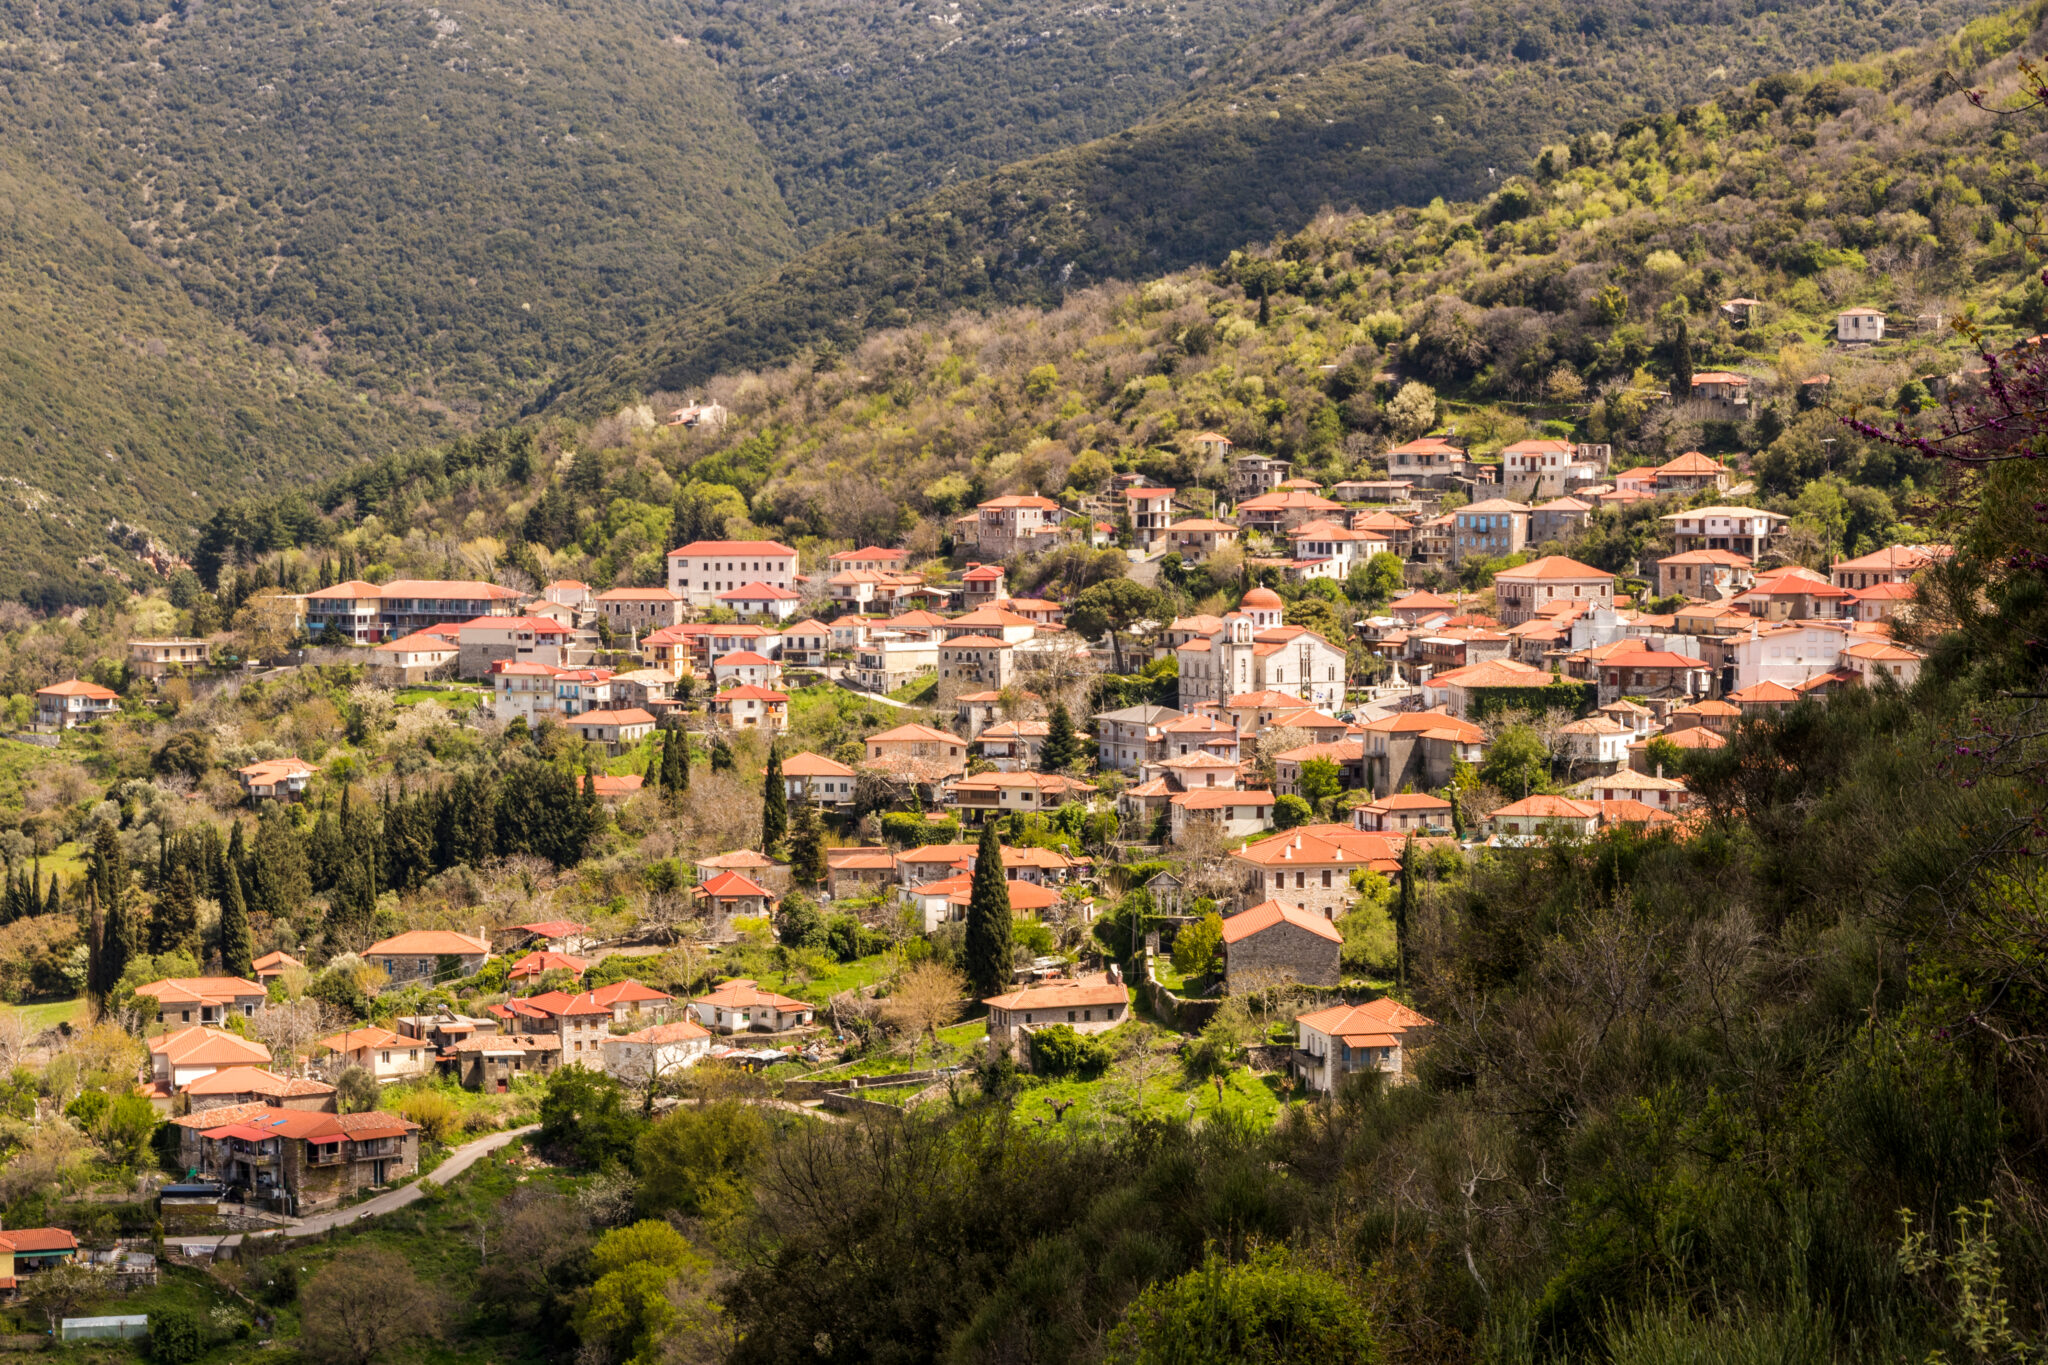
[334, 1066, 379, 1114]
[1104, 1248, 1380, 1365]
[391, 1086, 461, 1143]
[147, 1307, 204, 1364]
[1170, 912, 1224, 978]
[1030, 1024, 1111, 1079]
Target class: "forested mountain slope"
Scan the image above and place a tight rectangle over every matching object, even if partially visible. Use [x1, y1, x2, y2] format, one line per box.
[0, 0, 799, 409]
[191, 5, 2044, 604]
[551, 0, 2013, 407]
[0, 149, 415, 609]
[680, 0, 1289, 244]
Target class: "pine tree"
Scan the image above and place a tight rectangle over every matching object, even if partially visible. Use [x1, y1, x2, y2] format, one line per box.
[219, 860, 254, 980]
[1041, 702, 1081, 772]
[789, 799, 826, 886]
[153, 860, 198, 958]
[962, 820, 1014, 1002]
[762, 746, 788, 853]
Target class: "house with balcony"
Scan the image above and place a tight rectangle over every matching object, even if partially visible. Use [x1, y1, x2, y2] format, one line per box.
[1656, 549, 1754, 600]
[34, 680, 118, 731]
[128, 638, 211, 680]
[1687, 375, 1751, 417]
[715, 684, 789, 731]
[173, 1104, 420, 1213]
[1492, 556, 1613, 625]
[1236, 487, 1347, 536]
[1451, 499, 1529, 565]
[565, 706, 653, 754]
[1352, 794, 1454, 835]
[976, 495, 1066, 559]
[1385, 436, 1471, 487]
[947, 771, 1096, 827]
[1293, 997, 1435, 1093]
[1661, 506, 1789, 559]
[134, 976, 268, 1029]
[232, 757, 315, 803]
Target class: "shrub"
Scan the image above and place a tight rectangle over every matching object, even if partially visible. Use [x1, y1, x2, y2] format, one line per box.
[1104, 1248, 1380, 1364]
[391, 1086, 461, 1143]
[147, 1307, 204, 1363]
[1030, 1024, 1111, 1079]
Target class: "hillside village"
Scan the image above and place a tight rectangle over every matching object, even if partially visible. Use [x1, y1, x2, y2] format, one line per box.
[0, 25, 2030, 1360]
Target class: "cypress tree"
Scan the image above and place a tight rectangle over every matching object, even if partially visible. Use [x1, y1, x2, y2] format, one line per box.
[249, 806, 311, 926]
[664, 728, 689, 797]
[1670, 316, 1694, 397]
[91, 823, 136, 992]
[962, 820, 1014, 1002]
[789, 798, 826, 887]
[1395, 834, 1416, 991]
[307, 806, 344, 892]
[45, 873, 59, 919]
[762, 746, 788, 853]
[326, 850, 377, 949]
[219, 860, 254, 980]
[225, 819, 248, 896]
[153, 860, 198, 958]
[711, 737, 733, 773]
[643, 742, 662, 794]
[1041, 702, 1081, 772]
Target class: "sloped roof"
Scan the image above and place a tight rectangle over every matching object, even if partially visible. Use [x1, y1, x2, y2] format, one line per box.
[1221, 900, 1342, 945]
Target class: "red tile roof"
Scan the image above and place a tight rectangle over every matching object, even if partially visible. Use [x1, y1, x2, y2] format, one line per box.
[1221, 900, 1342, 945]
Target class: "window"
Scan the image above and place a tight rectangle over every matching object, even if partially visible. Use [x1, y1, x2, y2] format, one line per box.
[381, 1052, 391, 1064]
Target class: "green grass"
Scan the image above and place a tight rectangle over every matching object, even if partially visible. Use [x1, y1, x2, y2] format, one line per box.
[1019, 1061, 1286, 1132]
[756, 951, 899, 1006]
[0, 737, 72, 810]
[0, 996, 84, 1031]
[887, 675, 939, 705]
[392, 685, 490, 709]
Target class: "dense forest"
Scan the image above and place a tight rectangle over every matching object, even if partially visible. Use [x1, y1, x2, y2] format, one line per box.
[551, 0, 2019, 405]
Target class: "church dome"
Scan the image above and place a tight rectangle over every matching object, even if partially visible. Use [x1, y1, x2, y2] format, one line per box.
[1241, 587, 1283, 610]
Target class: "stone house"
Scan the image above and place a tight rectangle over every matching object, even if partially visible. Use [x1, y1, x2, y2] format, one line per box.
[1293, 997, 1436, 1093]
[363, 930, 490, 984]
[171, 1104, 420, 1215]
[1221, 900, 1343, 991]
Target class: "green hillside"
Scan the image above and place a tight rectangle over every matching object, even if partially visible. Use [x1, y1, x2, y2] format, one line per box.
[684, 0, 1289, 243]
[194, 5, 2043, 599]
[552, 0, 2012, 407]
[0, 148, 417, 608]
[0, 0, 801, 409]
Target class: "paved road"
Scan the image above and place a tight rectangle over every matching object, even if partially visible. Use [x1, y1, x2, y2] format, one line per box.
[176, 1124, 539, 1249]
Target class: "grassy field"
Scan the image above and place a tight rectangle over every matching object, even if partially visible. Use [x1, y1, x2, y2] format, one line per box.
[887, 675, 938, 705]
[0, 996, 84, 1031]
[0, 736, 75, 810]
[1018, 1061, 1287, 1132]
[755, 950, 899, 1006]
[391, 684, 490, 710]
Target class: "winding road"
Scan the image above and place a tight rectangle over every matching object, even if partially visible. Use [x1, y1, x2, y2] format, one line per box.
[175, 1124, 539, 1249]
